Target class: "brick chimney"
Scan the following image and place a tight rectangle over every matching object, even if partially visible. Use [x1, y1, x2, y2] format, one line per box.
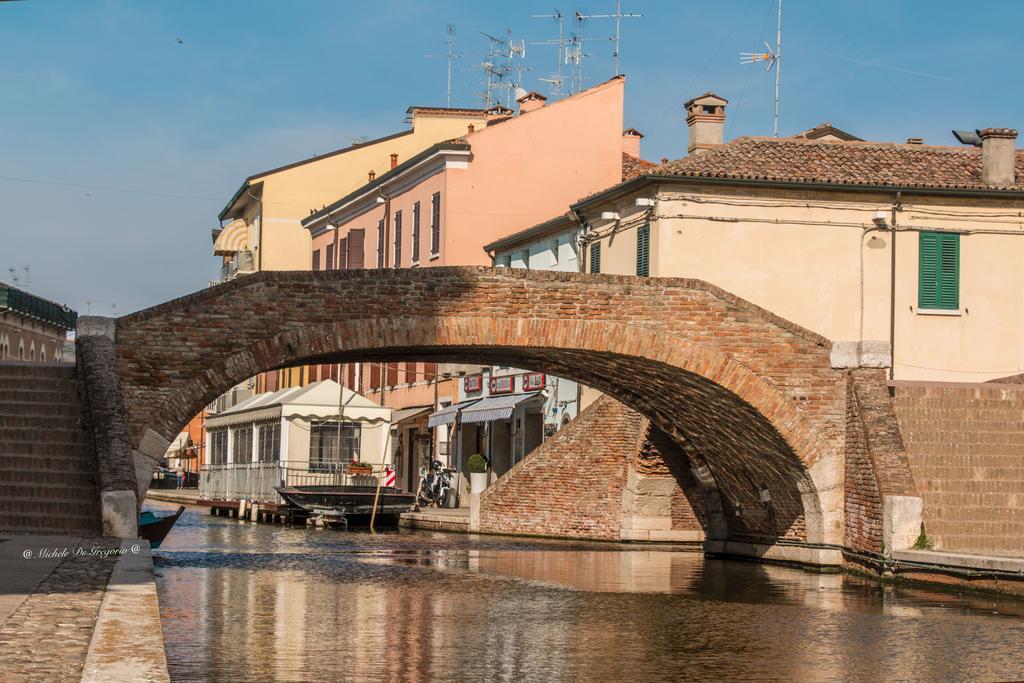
[622, 128, 643, 159]
[684, 92, 728, 155]
[516, 90, 547, 114]
[979, 128, 1018, 186]
[390, 153, 398, 169]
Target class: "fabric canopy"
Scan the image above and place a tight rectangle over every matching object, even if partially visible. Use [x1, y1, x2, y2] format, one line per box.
[427, 400, 479, 428]
[391, 405, 433, 426]
[213, 218, 249, 255]
[459, 392, 543, 425]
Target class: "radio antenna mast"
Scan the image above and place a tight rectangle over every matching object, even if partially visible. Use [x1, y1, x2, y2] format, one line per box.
[531, 11, 566, 96]
[573, 1, 642, 75]
[426, 24, 473, 107]
[740, 0, 782, 136]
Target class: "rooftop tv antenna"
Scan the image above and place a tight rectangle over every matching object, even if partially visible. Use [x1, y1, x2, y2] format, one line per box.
[426, 24, 475, 107]
[572, 1, 642, 75]
[531, 11, 567, 96]
[740, 0, 782, 136]
[475, 30, 531, 108]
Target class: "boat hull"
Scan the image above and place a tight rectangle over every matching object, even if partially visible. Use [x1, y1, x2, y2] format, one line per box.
[275, 485, 415, 516]
[139, 505, 184, 549]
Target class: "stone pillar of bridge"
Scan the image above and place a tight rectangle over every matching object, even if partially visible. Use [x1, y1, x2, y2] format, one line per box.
[77, 316, 147, 539]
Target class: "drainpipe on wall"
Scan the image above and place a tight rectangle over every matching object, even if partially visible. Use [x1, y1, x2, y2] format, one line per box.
[889, 192, 901, 381]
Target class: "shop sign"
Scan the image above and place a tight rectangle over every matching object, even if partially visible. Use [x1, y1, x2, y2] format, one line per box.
[489, 375, 515, 395]
[523, 372, 546, 390]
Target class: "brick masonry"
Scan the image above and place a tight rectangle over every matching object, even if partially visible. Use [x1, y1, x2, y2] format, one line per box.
[478, 395, 638, 540]
[893, 381, 1024, 556]
[111, 267, 852, 545]
[0, 363, 101, 536]
[844, 369, 918, 553]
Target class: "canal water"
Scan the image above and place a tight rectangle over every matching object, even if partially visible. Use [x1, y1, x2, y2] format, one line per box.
[148, 500, 1024, 682]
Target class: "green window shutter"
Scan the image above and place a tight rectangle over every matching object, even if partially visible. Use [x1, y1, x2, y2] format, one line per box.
[938, 234, 959, 309]
[918, 232, 959, 310]
[636, 224, 650, 277]
[590, 242, 601, 274]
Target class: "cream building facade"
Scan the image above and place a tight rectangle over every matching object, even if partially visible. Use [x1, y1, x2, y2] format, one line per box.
[571, 97, 1024, 382]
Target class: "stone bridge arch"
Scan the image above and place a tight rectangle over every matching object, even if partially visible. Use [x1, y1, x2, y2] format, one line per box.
[79, 267, 918, 561]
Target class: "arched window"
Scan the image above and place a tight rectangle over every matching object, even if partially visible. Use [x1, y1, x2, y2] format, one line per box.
[18, 340, 25, 360]
[40, 347, 46, 362]
[29, 342, 36, 362]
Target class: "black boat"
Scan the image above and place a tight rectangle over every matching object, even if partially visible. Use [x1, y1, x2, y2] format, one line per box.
[139, 505, 184, 549]
[276, 485, 415, 519]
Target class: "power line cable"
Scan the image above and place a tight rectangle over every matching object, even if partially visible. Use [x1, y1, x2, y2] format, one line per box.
[0, 173, 222, 202]
[645, 1, 756, 138]
[811, 0, 945, 140]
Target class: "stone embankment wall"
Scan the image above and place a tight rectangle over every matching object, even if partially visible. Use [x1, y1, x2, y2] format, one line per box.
[893, 381, 1024, 556]
[478, 396, 706, 542]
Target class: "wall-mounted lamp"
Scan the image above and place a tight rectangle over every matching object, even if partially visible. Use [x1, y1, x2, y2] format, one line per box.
[600, 211, 620, 221]
[635, 197, 656, 207]
[872, 210, 888, 227]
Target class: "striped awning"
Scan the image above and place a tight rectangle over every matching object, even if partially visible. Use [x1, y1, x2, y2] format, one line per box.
[205, 406, 281, 429]
[213, 218, 249, 255]
[459, 392, 543, 425]
[427, 400, 479, 428]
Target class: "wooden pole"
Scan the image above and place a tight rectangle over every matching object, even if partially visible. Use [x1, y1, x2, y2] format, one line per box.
[369, 466, 383, 533]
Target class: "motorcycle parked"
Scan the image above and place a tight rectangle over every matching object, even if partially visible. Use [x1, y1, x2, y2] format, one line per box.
[417, 459, 454, 508]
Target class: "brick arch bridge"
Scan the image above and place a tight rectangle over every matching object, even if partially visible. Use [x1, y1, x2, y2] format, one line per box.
[78, 267, 920, 565]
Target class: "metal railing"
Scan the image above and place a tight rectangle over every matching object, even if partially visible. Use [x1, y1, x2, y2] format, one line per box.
[199, 462, 380, 503]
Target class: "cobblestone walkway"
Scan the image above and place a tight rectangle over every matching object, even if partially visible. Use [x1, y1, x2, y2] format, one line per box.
[0, 545, 118, 681]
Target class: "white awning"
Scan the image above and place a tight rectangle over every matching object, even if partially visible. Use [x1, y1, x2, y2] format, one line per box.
[205, 406, 282, 429]
[427, 400, 479, 428]
[213, 218, 249, 255]
[391, 405, 433, 426]
[459, 392, 544, 425]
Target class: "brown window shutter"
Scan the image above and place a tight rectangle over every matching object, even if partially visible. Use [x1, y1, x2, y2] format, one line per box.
[370, 363, 381, 390]
[386, 362, 399, 387]
[348, 229, 365, 269]
[338, 238, 348, 270]
[346, 363, 356, 388]
[423, 362, 437, 381]
[404, 361, 417, 384]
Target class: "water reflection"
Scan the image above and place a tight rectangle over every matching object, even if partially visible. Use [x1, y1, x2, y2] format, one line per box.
[150, 502, 1024, 682]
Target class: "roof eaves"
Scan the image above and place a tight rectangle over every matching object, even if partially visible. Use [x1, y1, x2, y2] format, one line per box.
[302, 141, 471, 228]
[483, 213, 579, 253]
[218, 128, 417, 220]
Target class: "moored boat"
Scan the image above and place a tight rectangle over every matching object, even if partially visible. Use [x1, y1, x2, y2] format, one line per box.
[139, 505, 185, 549]
[275, 485, 415, 520]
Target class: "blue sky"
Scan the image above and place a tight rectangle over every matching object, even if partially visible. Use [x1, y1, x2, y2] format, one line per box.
[2, 0, 1022, 313]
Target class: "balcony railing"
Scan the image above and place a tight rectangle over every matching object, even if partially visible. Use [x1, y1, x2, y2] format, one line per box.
[218, 250, 256, 283]
[199, 462, 380, 503]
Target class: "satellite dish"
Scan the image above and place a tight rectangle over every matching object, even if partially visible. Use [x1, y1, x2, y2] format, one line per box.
[513, 86, 529, 102]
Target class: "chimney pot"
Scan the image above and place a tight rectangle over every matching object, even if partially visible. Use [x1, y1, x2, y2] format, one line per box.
[906, 137, 924, 145]
[979, 128, 1018, 186]
[368, 170, 376, 181]
[622, 128, 643, 159]
[467, 123, 475, 134]
[684, 92, 728, 155]
[516, 90, 548, 114]
[390, 153, 398, 169]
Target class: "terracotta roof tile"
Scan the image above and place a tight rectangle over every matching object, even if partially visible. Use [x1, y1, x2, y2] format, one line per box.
[622, 153, 657, 180]
[648, 136, 1024, 192]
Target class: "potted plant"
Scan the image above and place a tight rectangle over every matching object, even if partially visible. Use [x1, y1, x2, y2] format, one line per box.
[468, 453, 489, 493]
[347, 459, 373, 476]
